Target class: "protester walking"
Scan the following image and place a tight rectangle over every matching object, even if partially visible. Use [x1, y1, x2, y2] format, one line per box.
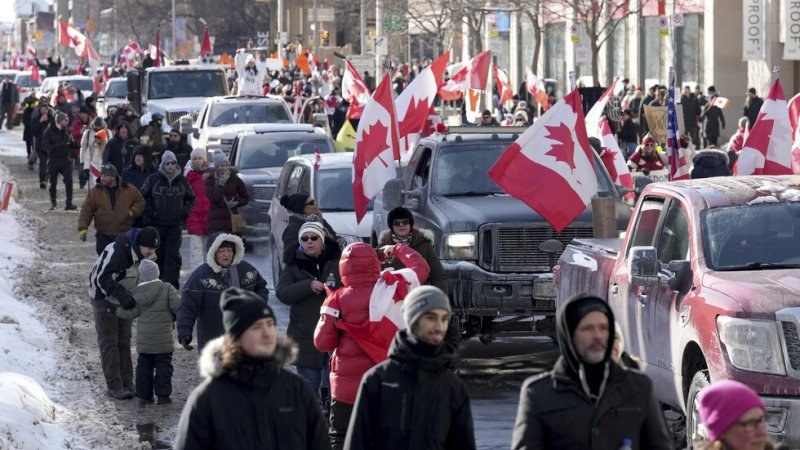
[205, 152, 249, 236]
[103, 122, 136, 175]
[174, 288, 330, 450]
[140, 150, 195, 289]
[694, 380, 775, 450]
[177, 233, 269, 351]
[743, 87, 764, 129]
[0, 74, 19, 129]
[112, 259, 180, 405]
[21, 92, 38, 168]
[42, 111, 79, 210]
[702, 86, 726, 147]
[511, 294, 671, 450]
[344, 286, 476, 450]
[80, 117, 108, 189]
[31, 103, 53, 188]
[185, 148, 211, 270]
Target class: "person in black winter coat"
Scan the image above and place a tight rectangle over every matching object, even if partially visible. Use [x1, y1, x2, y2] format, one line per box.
[276, 222, 342, 397]
[35, 56, 62, 78]
[140, 150, 195, 288]
[174, 288, 330, 450]
[743, 87, 764, 130]
[344, 286, 476, 450]
[104, 122, 137, 175]
[122, 145, 156, 191]
[162, 128, 193, 170]
[31, 103, 54, 188]
[42, 111, 80, 210]
[691, 149, 732, 179]
[21, 93, 38, 166]
[702, 87, 726, 147]
[177, 233, 269, 351]
[511, 294, 672, 450]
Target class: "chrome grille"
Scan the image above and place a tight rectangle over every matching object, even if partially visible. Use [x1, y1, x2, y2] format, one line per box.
[166, 111, 199, 126]
[782, 321, 800, 371]
[481, 224, 594, 273]
[253, 185, 276, 202]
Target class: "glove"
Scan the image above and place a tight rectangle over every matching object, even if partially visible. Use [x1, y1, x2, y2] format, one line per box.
[79, 229, 88, 241]
[128, 209, 134, 218]
[179, 336, 194, 351]
[118, 292, 137, 310]
[225, 199, 239, 209]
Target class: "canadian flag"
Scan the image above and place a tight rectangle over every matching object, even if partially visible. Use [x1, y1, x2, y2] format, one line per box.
[737, 77, 794, 176]
[395, 50, 449, 152]
[489, 88, 598, 233]
[438, 65, 469, 101]
[468, 50, 491, 90]
[493, 65, 513, 104]
[526, 67, 549, 111]
[785, 93, 800, 174]
[342, 60, 370, 119]
[599, 118, 633, 198]
[119, 41, 142, 68]
[464, 88, 483, 123]
[352, 73, 401, 224]
[584, 76, 620, 137]
[199, 25, 213, 61]
[58, 21, 101, 73]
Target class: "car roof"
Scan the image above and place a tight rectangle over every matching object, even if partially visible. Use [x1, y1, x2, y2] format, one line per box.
[45, 75, 92, 81]
[287, 152, 354, 170]
[238, 124, 316, 135]
[649, 175, 800, 208]
[145, 65, 225, 73]
[420, 126, 529, 146]
[208, 95, 287, 104]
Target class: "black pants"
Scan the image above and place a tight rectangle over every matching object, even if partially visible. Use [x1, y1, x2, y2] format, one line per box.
[0, 102, 13, 128]
[92, 299, 133, 392]
[705, 135, 719, 146]
[25, 139, 32, 159]
[79, 168, 90, 188]
[329, 400, 353, 450]
[48, 158, 73, 206]
[135, 352, 173, 400]
[37, 150, 48, 183]
[154, 225, 182, 289]
[95, 232, 117, 255]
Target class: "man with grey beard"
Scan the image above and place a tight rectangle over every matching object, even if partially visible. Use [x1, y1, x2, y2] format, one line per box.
[511, 295, 671, 450]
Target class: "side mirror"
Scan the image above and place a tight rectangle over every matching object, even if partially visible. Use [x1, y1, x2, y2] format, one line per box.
[667, 260, 693, 294]
[382, 178, 404, 211]
[192, 128, 200, 139]
[405, 189, 422, 211]
[629, 246, 659, 286]
[178, 116, 193, 135]
[615, 184, 634, 196]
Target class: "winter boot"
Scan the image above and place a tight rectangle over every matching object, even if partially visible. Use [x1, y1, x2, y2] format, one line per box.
[157, 396, 172, 405]
[39, 182, 46, 189]
[106, 389, 134, 400]
[65, 204, 77, 211]
[138, 397, 154, 406]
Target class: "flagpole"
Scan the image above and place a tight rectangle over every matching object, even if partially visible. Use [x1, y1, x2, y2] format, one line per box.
[771, 65, 781, 85]
[569, 70, 576, 91]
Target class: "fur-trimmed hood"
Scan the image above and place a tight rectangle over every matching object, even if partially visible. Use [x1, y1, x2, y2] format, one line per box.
[692, 149, 729, 168]
[198, 335, 298, 379]
[378, 227, 435, 246]
[206, 233, 246, 273]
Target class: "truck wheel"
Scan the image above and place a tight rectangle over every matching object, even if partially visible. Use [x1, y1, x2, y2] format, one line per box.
[685, 369, 710, 449]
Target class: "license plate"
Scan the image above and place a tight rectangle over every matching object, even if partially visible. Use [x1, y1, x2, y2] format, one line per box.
[533, 280, 556, 299]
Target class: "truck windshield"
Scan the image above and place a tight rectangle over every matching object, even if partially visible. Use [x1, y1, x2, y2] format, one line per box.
[239, 136, 333, 170]
[209, 103, 291, 126]
[148, 70, 227, 99]
[105, 80, 127, 98]
[703, 202, 800, 270]
[314, 168, 374, 212]
[64, 79, 94, 92]
[433, 142, 614, 197]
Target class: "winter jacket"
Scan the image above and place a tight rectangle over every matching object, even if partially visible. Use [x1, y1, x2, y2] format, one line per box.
[116, 280, 180, 354]
[71, 116, 88, 143]
[177, 234, 269, 350]
[691, 149, 732, 179]
[174, 337, 331, 450]
[344, 331, 476, 450]
[163, 140, 193, 170]
[42, 122, 78, 160]
[681, 94, 701, 129]
[186, 168, 211, 236]
[80, 128, 108, 171]
[617, 118, 638, 143]
[627, 151, 666, 173]
[31, 109, 53, 153]
[702, 103, 725, 137]
[276, 236, 342, 369]
[205, 168, 249, 235]
[378, 229, 448, 293]
[235, 53, 264, 97]
[121, 163, 156, 191]
[282, 214, 337, 263]
[744, 96, 763, 128]
[78, 177, 145, 235]
[104, 133, 138, 174]
[22, 98, 37, 143]
[510, 298, 672, 450]
[314, 243, 430, 405]
[140, 163, 195, 227]
[88, 228, 150, 307]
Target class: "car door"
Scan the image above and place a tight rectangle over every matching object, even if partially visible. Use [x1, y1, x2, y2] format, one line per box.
[270, 162, 311, 258]
[608, 195, 666, 360]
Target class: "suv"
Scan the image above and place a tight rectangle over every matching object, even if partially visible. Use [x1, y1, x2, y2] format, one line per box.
[377, 127, 631, 341]
[97, 78, 128, 117]
[227, 124, 335, 243]
[190, 95, 294, 155]
[268, 153, 373, 282]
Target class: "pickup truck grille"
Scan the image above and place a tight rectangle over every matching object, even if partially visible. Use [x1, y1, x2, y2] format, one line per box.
[480, 224, 594, 273]
[166, 111, 199, 126]
[781, 321, 800, 371]
[253, 185, 276, 202]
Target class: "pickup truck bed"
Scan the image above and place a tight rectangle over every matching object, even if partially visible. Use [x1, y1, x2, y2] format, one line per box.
[555, 238, 622, 309]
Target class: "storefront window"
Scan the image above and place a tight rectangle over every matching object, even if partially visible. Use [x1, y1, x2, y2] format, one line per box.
[678, 14, 703, 85]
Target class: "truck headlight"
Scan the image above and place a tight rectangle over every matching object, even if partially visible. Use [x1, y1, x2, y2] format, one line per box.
[718, 316, 786, 375]
[443, 232, 477, 260]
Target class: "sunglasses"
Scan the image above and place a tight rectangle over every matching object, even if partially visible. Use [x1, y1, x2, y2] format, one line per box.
[300, 235, 320, 242]
[644, 143, 655, 147]
[392, 219, 410, 227]
[482, 116, 491, 120]
[164, 161, 177, 166]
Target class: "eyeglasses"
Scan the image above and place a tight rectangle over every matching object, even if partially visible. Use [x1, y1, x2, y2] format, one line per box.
[164, 161, 177, 166]
[644, 143, 655, 147]
[392, 219, 410, 227]
[482, 116, 491, 120]
[734, 416, 766, 432]
[305, 199, 316, 206]
[300, 235, 320, 242]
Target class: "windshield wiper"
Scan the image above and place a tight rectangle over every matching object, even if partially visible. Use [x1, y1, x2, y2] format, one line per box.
[442, 191, 499, 197]
[720, 262, 800, 271]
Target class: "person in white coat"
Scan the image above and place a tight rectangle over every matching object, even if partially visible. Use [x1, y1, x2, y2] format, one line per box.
[80, 117, 109, 188]
[234, 50, 266, 96]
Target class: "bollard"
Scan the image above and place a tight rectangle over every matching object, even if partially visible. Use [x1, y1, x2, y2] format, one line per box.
[591, 196, 617, 238]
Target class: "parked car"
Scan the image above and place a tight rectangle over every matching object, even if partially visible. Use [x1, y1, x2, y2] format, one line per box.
[554, 175, 800, 448]
[227, 124, 335, 243]
[268, 153, 372, 282]
[12, 71, 39, 124]
[37, 75, 93, 102]
[189, 95, 294, 155]
[377, 126, 631, 342]
[97, 77, 128, 117]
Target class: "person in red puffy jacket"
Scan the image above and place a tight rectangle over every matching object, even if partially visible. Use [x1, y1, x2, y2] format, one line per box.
[314, 242, 430, 450]
[185, 148, 211, 270]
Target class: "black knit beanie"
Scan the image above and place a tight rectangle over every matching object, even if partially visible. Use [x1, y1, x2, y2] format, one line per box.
[221, 288, 275, 338]
[280, 193, 311, 214]
[387, 207, 414, 229]
[565, 295, 611, 339]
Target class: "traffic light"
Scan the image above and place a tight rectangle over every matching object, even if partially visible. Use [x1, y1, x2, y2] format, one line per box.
[321, 30, 329, 46]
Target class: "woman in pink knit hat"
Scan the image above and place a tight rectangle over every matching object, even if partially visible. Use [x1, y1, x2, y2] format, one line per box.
[695, 379, 776, 450]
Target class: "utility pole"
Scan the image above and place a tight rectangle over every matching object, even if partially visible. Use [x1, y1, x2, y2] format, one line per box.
[360, 0, 366, 54]
[313, 0, 318, 53]
[376, 0, 384, 72]
[277, 0, 283, 56]
[171, 0, 176, 58]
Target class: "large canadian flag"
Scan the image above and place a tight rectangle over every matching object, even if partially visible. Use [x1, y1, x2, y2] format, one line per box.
[584, 76, 620, 138]
[468, 50, 491, 90]
[785, 93, 800, 174]
[342, 60, 371, 119]
[59, 21, 101, 71]
[352, 73, 401, 223]
[395, 50, 449, 151]
[489, 89, 598, 233]
[438, 65, 469, 101]
[737, 78, 794, 176]
[493, 65, 513, 104]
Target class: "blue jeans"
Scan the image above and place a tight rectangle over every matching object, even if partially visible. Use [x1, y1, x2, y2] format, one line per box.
[295, 357, 330, 398]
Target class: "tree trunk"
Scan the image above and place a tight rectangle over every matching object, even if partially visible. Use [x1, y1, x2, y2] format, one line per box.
[591, 41, 600, 87]
[530, 13, 541, 73]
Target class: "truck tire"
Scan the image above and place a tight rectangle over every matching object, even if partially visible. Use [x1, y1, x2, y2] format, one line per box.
[685, 369, 710, 449]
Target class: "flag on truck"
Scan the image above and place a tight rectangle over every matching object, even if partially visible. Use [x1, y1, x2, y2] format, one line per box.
[737, 77, 794, 176]
[395, 50, 449, 152]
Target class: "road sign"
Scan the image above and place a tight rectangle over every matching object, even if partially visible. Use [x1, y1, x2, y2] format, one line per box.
[384, 10, 407, 32]
[659, 17, 669, 36]
[307, 8, 335, 22]
[257, 31, 269, 47]
[349, 55, 376, 77]
[570, 24, 580, 43]
[373, 36, 388, 56]
[672, 13, 684, 27]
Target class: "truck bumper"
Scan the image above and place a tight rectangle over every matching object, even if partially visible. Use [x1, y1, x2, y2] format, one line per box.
[240, 205, 271, 243]
[763, 396, 800, 446]
[443, 260, 555, 316]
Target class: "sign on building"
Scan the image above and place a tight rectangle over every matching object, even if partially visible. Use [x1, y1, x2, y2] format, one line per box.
[784, 0, 800, 59]
[742, 0, 766, 61]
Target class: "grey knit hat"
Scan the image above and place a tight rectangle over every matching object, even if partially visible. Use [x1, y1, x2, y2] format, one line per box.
[138, 259, 160, 283]
[402, 286, 451, 329]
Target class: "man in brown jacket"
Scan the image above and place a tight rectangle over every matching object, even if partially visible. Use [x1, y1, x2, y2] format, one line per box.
[78, 164, 146, 255]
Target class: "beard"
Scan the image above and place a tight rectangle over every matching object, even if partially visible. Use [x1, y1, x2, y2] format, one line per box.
[579, 345, 607, 365]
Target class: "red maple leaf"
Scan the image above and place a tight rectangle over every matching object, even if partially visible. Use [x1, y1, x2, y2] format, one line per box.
[745, 111, 773, 157]
[358, 121, 391, 169]
[398, 95, 430, 138]
[545, 123, 577, 170]
[468, 89, 481, 111]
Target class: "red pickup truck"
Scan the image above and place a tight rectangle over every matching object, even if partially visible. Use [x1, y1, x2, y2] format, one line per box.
[554, 176, 800, 447]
